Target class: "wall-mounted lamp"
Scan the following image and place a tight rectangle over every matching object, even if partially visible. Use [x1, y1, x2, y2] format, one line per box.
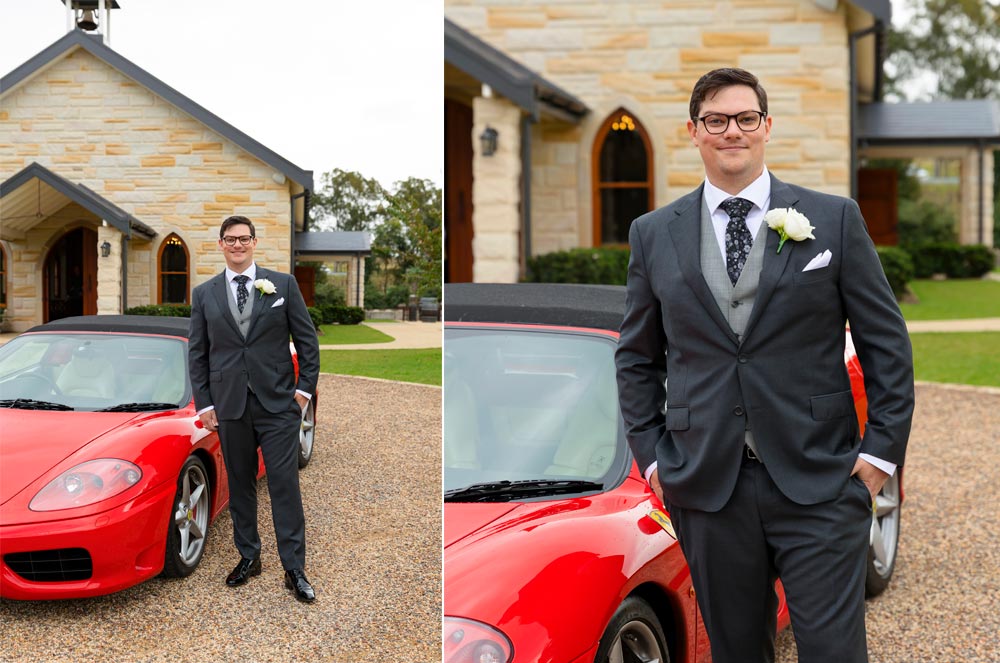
[100, 240, 112, 258]
[479, 126, 498, 157]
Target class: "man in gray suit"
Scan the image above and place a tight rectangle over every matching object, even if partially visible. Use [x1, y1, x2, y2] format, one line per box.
[615, 69, 914, 662]
[188, 215, 320, 602]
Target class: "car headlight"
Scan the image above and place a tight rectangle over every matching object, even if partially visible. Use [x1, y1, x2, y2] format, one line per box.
[444, 617, 513, 663]
[29, 459, 142, 512]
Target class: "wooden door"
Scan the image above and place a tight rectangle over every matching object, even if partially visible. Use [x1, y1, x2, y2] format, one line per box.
[857, 169, 898, 246]
[82, 227, 97, 315]
[445, 98, 474, 283]
[294, 265, 316, 307]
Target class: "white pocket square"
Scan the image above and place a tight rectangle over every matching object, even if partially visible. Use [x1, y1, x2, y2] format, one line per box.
[802, 249, 832, 272]
[271, 297, 285, 308]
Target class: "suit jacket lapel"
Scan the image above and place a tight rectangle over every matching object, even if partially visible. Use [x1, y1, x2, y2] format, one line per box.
[245, 268, 268, 339]
[211, 271, 242, 337]
[667, 186, 740, 346]
[741, 174, 799, 344]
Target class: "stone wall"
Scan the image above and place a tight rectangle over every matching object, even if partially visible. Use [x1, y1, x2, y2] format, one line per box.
[0, 46, 297, 325]
[446, 0, 857, 256]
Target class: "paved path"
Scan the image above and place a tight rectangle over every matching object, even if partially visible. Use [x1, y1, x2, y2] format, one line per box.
[905, 317, 1000, 333]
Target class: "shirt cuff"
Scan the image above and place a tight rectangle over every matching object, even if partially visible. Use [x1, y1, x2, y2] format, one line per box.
[858, 452, 896, 476]
[643, 461, 658, 484]
[295, 390, 312, 400]
[196, 405, 215, 416]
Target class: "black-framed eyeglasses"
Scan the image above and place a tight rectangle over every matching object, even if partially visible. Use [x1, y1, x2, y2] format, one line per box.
[696, 110, 766, 134]
[221, 235, 255, 246]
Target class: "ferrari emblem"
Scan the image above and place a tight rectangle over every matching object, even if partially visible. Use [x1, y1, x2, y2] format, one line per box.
[648, 509, 676, 539]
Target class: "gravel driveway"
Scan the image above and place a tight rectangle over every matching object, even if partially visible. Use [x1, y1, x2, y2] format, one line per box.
[776, 382, 1000, 662]
[0, 374, 442, 663]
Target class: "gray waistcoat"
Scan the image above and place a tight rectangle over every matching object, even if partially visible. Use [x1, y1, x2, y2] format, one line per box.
[700, 198, 767, 456]
[226, 277, 255, 339]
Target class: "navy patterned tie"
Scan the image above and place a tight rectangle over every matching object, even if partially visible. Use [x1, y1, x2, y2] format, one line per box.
[235, 275, 250, 313]
[720, 197, 754, 285]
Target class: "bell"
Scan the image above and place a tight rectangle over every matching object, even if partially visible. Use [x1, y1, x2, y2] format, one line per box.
[77, 9, 98, 31]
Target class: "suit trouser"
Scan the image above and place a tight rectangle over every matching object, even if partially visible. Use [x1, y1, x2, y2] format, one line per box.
[218, 391, 306, 570]
[670, 456, 872, 663]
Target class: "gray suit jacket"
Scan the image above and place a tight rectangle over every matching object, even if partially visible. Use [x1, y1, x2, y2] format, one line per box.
[188, 267, 320, 420]
[615, 174, 914, 511]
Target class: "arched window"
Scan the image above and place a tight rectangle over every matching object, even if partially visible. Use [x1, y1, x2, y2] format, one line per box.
[158, 234, 189, 305]
[592, 109, 654, 246]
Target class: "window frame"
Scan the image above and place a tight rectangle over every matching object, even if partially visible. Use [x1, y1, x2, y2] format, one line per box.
[591, 108, 655, 247]
[157, 233, 190, 305]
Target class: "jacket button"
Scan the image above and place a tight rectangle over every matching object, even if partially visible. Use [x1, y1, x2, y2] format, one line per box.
[738, 355, 748, 363]
[734, 406, 745, 416]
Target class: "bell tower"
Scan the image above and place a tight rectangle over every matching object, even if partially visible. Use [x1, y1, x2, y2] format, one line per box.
[61, 1, 121, 46]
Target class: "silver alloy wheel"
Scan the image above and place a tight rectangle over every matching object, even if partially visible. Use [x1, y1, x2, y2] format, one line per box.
[299, 399, 315, 466]
[173, 461, 210, 567]
[870, 471, 900, 577]
[606, 619, 665, 663]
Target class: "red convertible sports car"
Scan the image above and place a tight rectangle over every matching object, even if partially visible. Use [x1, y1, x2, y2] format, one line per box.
[0, 315, 316, 600]
[443, 283, 902, 663]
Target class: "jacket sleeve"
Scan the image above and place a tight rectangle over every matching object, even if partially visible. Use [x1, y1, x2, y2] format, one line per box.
[615, 219, 669, 475]
[285, 275, 320, 396]
[838, 198, 914, 466]
[187, 285, 213, 412]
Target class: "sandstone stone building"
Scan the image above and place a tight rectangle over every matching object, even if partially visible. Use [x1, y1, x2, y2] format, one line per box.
[444, 0, 998, 283]
[1, 27, 368, 332]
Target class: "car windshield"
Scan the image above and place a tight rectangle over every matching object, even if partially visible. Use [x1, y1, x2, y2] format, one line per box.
[0, 332, 189, 411]
[444, 327, 628, 495]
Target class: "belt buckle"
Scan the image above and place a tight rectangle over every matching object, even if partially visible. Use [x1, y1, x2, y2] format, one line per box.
[745, 445, 759, 462]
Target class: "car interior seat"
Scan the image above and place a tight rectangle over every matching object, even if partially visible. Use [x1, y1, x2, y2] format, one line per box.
[55, 344, 117, 399]
[544, 361, 618, 478]
[443, 359, 480, 470]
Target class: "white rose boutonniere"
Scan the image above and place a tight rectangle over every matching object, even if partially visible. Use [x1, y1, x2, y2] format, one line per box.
[254, 278, 276, 299]
[764, 207, 815, 254]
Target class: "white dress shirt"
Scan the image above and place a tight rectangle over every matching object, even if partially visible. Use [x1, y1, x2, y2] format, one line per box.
[642, 168, 896, 483]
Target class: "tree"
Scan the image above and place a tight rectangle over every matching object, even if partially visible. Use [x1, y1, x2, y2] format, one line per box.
[309, 168, 386, 231]
[886, 0, 1000, 101]
[371, 178, 443, 299]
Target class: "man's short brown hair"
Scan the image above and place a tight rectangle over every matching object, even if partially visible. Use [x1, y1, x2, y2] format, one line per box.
[689, 68, 768, 120]
[219, 215, 256, 239]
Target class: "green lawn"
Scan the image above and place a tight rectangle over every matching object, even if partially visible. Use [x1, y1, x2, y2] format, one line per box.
[316, 323, 394, 344]
[899, 279, 1000, 320]
[910, 332, 1000, 388]
[319, 348, 441, 386]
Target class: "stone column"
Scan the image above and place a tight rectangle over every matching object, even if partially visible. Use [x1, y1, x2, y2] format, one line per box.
[959, 147, 995, 247]
[97, 224, 123, 314]
[472, 96, 522, 283]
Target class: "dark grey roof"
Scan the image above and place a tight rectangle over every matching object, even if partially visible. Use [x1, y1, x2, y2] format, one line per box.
[294, 231, 371, 254]
[847, 0, 891, 24]
[858, 101, 1000, 145]
[27, 314, 189, 339]
[444, 283, 625, 332]
[445, 18, 588, 123]
[1, 31, 312, 191]
[1, 162, 156, 239]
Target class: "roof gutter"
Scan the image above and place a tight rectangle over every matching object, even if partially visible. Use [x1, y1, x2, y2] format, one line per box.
[849, 23, 883, 200]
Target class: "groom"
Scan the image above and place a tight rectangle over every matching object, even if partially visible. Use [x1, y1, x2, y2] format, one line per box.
[615, 68, 914, 662]
[188, 215, 320, 602]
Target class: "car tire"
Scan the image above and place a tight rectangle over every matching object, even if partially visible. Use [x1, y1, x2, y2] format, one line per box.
[865, 471, 901, 598]
[161, 455, 211, 578]
[298, 398, 316, 469]
[594, 596, 670, 663]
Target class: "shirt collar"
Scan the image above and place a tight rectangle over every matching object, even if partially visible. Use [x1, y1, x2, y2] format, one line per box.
[704, 167, 771, 215]
[225, 263, 257, 284]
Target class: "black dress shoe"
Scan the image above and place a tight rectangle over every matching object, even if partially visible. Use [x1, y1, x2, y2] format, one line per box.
[284, 569, 316, 603]
[225, 557, 261, 586]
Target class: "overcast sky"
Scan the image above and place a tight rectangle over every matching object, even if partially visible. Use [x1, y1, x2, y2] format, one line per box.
[1, 0, 442, 191]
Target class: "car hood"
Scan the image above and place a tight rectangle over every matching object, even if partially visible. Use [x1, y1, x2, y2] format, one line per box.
[0, 411, 138, 504]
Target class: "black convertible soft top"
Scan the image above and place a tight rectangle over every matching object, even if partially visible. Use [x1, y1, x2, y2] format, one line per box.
[25, 315, 191, 339]
[444, 283, 626, 332]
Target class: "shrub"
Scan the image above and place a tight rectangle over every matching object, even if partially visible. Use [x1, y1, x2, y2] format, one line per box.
[307, 306, 324, 329]
[525, 247, 631, 285]
[907, 242, 995, 278]
[365, 284, 410, 310]
[125, 304, 191, 317]
[897, 199, 956, 249]
[321, 305, 365, 325]
[875, 247, 914, 300]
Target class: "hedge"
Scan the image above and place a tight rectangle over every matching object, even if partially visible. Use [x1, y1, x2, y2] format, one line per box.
[906, 243, 994, 279]
[124, 304, 191, 317]
[307, 306, 324, 329]
[525, 247, 631, 285]
[874, 247, 914, 300]
[319, 305, 365, 325]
